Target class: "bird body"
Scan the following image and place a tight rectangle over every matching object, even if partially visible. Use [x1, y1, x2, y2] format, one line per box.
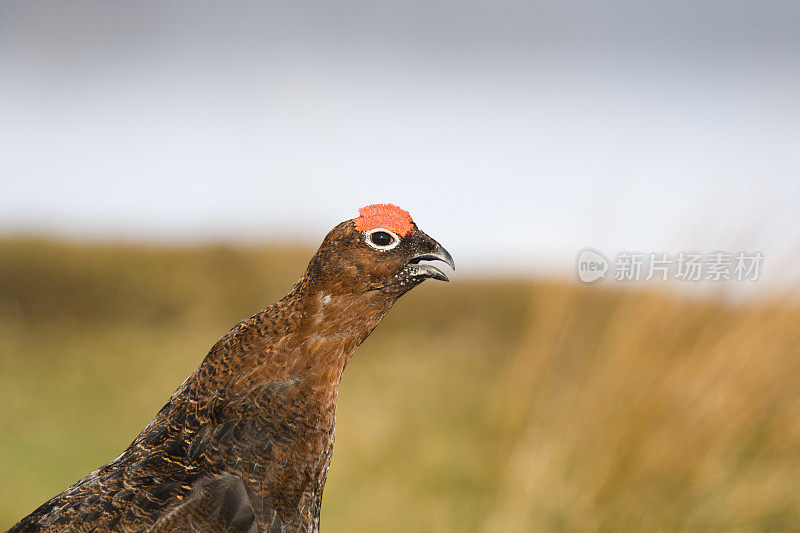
[10, 204, 454, 533]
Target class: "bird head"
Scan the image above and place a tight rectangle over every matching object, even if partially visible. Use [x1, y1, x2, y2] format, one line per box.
[306, 204, 455, 297]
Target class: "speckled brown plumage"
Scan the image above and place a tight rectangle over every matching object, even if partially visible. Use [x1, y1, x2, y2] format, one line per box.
[9, 206, 454, 533]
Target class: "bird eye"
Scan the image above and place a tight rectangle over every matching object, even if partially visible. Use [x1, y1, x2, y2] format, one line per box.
[366, 228, 400, 250]
[371, 231, 393, 246]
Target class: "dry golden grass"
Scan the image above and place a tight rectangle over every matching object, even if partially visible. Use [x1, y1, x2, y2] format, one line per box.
[1, 238, 799, 531]
[483, 285, 800, 532]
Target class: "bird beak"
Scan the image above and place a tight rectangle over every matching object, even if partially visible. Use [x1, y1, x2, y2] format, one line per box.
[407, 237, 456, 282]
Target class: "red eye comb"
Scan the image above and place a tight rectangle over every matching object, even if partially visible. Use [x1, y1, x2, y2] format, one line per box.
[353, 204, 414, 237]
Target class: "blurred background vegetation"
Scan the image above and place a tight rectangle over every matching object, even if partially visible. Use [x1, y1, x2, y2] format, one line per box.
[3, 2, 800, 531]
[2, 238, 799, 532]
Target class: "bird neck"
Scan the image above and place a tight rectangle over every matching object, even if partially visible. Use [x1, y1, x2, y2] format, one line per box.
[282, 276, 396, 385]
[203, 273, 398, 408]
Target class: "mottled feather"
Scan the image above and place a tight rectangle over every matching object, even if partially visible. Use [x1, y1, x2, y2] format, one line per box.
[10, 207, 453, 532]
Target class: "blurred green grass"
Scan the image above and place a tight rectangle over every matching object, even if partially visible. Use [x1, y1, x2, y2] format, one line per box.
[1, 238, 799, 532]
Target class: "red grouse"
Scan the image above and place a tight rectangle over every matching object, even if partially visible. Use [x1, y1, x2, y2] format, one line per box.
[10, 204, 454, 533]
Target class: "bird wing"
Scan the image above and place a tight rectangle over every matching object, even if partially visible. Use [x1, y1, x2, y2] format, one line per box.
[148, 471, 286, 533]
[10, 381, 316, 532]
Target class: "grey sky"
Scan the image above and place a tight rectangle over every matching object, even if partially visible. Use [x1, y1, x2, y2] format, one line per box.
[1, 1, 799, 279]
